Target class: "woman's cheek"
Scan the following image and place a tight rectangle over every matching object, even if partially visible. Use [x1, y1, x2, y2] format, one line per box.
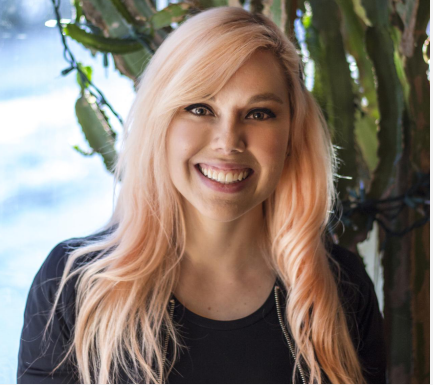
[167, 123, 193, 165]
[172, 121, 207, 155]
[253, 131, 287, 160]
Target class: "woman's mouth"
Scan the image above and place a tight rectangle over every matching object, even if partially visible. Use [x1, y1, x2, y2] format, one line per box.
[196, 164, 253, 184]
[194, 164, 254, 193]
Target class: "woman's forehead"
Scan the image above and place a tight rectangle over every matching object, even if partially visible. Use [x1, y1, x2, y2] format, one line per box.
[205, 52, 290, 105]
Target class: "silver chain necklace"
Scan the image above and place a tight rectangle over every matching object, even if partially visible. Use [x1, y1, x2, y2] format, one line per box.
[157, 286, 307, 384]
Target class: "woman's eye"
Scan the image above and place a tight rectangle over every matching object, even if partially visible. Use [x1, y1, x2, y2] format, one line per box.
[184, 104, 213, 116]
[184, 105, 276, 120]
[246, 109, 276, 120]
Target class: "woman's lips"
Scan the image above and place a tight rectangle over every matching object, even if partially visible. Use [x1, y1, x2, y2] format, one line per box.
[194, 164, 254, 193]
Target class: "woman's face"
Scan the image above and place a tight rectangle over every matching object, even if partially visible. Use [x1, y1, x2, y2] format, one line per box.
[166, 50, 291, 222]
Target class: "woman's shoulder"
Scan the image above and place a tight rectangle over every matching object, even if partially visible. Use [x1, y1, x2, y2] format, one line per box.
[326, 242, 377, 314]
[18, 228, 115, 383]
[326, 243, 387, 382]
[327, 242, 372, 287]
[33, 227, 115, 305]
[40, 227, 115, 278]
[328, 245, 384, 337]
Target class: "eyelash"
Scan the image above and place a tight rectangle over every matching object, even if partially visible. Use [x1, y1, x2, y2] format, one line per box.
[184, 104, 276, 120]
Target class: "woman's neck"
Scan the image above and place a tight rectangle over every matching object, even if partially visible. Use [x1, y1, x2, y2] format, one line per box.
[182, 201, 268, 277]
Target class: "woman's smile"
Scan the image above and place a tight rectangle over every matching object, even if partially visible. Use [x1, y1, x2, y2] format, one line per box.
[194, 163, 255, 193]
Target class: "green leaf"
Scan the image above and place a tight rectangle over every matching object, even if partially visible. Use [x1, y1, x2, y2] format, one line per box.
[73, 0, 84, 23]
[76, 63, 93, 92]
[302, 14, 312, 29]
[110, 0, 138, 25]
[309, 0, 359, 194]
[362, 0, 405, 200]
[64, 23, 144, 54]
[335, 0, 379, 118]
[72, 145, 95, 156]
[352, 0, 372, 27]
[79, 0, 166, 81]
[354, 109, 379, 172]
[150, 3, 192, 30]
[75, 93, 118, 173]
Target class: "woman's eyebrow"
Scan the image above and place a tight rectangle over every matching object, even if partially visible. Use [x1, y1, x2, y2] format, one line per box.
[209, 93, 284, 105]
[247, 93, 284, 104]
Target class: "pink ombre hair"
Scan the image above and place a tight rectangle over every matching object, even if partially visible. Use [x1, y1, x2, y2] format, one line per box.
[47, 6, 365, 383]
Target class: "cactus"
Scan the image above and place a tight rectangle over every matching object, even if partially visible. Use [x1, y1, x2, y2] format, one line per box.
[402, 0, 430, 382]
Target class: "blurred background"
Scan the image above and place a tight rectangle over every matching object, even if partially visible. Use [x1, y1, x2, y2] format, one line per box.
[0, 0, 137, 382]
[0, 0, 429, 383]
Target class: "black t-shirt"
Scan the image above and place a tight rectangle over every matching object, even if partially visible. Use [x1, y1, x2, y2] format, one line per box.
[166, 280, 302, 384]
[17, 232, 387, 384]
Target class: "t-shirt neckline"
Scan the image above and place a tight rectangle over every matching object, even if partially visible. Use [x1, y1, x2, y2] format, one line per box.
[171, 277, 284, 330]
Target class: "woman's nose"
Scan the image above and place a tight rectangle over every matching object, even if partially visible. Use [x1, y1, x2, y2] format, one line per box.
[211, 117, 246, 155]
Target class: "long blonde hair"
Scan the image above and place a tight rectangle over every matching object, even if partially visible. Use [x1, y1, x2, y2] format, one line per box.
[47, 6, 365, 384]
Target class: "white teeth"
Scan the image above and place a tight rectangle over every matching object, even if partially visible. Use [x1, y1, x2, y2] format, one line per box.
[217, 172, 225, 183]
[225, 172, 234, 183]
[199, 165, 250, 184]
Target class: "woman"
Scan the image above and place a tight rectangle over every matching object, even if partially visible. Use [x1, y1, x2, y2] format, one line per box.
[17, 6, 386, 384]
